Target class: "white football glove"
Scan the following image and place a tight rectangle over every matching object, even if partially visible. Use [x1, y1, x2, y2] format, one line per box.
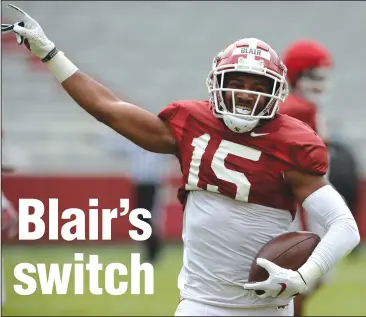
[1, 4, 57, 62]
[244, 258, 308, 299]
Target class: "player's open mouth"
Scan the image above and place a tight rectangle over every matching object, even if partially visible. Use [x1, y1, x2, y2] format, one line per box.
[235, 104, 253, 114]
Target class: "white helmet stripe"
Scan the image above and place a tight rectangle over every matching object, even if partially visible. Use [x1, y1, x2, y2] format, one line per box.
[232, 39, 272, 61]
[246, 38, 258, 61]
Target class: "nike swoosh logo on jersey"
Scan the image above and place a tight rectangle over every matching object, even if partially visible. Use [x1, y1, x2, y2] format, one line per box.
[277, 282, 287, 296]
[250, 132, 269, 137]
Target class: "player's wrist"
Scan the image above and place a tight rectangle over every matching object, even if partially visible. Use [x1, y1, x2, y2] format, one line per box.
[297, 259, 322, 285]
[45, 51, 79, 83]
[41, 47, 59, 63]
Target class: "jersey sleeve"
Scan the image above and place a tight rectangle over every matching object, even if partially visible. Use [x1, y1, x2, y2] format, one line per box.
[280, 100, 317, 132]
[290, 141, 329, 175]
[158, 102, 180, 123]
[158, 102, 190, 145]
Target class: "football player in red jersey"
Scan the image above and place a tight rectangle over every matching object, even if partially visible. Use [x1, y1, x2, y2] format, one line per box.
[280, 39, 332, 138]
[280, 40, 361, 316]
[2, 190, 18, 308]
[2, 155, 18, 308]
[2, 5, 360, 316]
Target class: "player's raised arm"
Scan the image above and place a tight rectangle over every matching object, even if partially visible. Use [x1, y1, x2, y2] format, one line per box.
[2, 4, 177, 154]
[60, 72, 177, 154]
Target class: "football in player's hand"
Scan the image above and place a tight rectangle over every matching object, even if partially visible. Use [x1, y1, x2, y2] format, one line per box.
[248, 231, 320, 294]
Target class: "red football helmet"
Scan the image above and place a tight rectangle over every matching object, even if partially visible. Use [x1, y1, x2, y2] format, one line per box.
[282, 39, 333, 87]
[206, 38, 289, 133]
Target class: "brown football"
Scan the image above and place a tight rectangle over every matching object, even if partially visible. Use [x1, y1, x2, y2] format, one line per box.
[248, 231, 320, 294]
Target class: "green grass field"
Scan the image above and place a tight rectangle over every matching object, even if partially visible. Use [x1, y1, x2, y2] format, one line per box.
[2, 244, 366, 316]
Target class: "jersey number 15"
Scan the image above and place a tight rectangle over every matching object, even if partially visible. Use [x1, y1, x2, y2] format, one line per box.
[185, 133, 262, 202]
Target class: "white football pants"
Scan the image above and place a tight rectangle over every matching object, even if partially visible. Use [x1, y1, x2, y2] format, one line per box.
[175, 299, 294, 316]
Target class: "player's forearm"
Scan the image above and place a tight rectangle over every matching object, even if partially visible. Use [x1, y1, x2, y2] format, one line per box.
[61, 70, 121, 120]
[45, 52, 177, 154]
[297, 185, 360, 284]
[61, 70, 145, 136]
[46, 52, 135, 128]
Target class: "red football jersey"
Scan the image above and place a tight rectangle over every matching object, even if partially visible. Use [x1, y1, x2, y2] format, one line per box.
[279, 93, 327, 228]
[279, 94, 318, 132]
[159, 100, 328, 217]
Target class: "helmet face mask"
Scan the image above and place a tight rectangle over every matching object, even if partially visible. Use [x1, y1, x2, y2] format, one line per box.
[207, 38, 289, 133]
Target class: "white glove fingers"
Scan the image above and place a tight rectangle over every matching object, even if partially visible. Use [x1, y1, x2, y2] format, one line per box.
[12, 22, 29, 37]
[244, 282, 270, 298]
[1, 23, 14, 34]
[243, 281, 265, 290]
[257, 292, 270, 299]
[2, 22, 26, 45]
[256, 258, 281, 274]
[7, 4, 37, 30]
[16, 33, 23, 45]
[3, 3, 57, 61]
[7, 4, 33, 20]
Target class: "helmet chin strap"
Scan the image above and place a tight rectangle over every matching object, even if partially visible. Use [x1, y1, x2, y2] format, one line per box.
[222, 114, 259, 133]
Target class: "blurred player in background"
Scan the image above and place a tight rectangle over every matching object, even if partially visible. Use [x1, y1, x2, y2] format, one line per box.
[280, 40, 331, 138]
[102, 134, 167, 264]
[2, 5, 361, 316]
[1, 189, 18, 240]
[1, 130, 19, 307]
[1, 167, 18, 307]
[280, 39, 361, 316]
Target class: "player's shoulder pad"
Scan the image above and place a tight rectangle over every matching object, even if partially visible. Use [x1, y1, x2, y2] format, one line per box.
[277, 115, 328, 175]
